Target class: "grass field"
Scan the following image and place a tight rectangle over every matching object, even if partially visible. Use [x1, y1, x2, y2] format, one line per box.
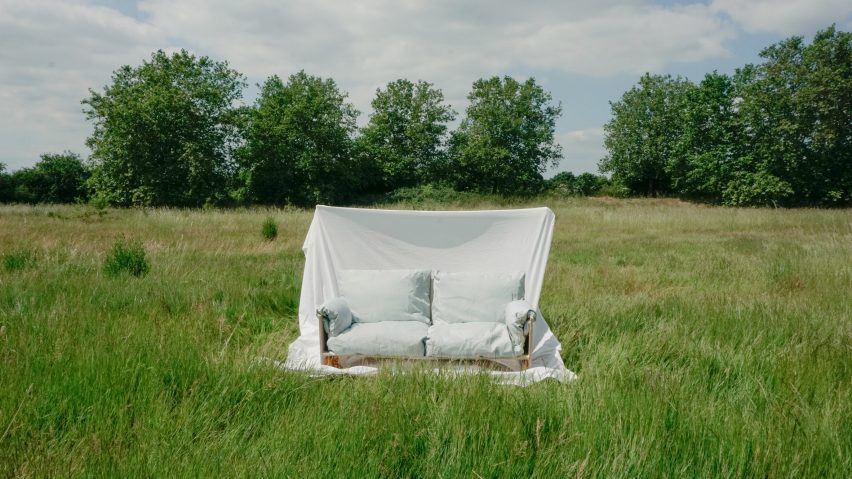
[1, 198, 850, 477]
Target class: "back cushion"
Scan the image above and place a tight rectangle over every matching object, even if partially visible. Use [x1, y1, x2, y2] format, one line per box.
[431, 271, 525, 324]
[337, 269, 431, 323]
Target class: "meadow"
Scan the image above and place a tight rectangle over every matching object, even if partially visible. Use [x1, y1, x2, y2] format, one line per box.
[0, 198, 850, 477]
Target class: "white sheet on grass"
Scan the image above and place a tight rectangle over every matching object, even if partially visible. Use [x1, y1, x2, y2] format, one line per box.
[282, 205, 576, 385]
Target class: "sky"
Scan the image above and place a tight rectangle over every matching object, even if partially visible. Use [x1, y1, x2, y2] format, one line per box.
[1, 1, 850, 175]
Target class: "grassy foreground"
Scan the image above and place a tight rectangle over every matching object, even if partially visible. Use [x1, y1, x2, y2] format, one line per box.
[1, 198, 850, 477]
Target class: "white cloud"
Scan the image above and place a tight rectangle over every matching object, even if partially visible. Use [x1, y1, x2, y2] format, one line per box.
[711, 0, 852, 34]
[0, 0, 167, 169]
[3, 0, 849, 171]
[135, 0, 736, 112]
[519, 4, 734, 76]
[553, 127, 606, 175]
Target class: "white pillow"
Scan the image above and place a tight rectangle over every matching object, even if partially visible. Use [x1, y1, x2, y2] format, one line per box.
[337, 269, 431, 324]
[425, 322, 516, 358]
[431, 271, 525, 324]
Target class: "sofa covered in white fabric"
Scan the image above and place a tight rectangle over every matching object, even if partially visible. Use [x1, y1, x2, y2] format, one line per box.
[317, 269, 537, 368]
[284, 205, 572, 381]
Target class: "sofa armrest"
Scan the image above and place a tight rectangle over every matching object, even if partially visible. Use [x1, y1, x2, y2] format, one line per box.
[317, 297, 353, 337]
[505, 300, 535, 355]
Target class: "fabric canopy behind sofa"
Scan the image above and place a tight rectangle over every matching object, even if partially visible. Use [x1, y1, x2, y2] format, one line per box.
[282, 205, 576, 384]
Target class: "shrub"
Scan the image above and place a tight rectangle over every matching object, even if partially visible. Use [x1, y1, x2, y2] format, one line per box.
[723, 171, 794, 207]
[104, 239, 149, 277]
[88, 192, 110, 211]
[384, 185, 478, 205]
[598, 180, 631, 198]
[547, 172, 610, 196]
[3, 250, 35, 272]
[262, 218, 278, 240]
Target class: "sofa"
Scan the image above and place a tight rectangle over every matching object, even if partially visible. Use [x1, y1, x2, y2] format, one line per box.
[316, 269, 537, 369]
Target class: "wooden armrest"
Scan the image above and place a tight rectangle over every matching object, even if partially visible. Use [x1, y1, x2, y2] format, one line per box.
[318, 310, 329, 356]
[524, 310, 535, 359]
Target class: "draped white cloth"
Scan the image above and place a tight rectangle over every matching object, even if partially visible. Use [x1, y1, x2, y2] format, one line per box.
[282, 205, 576, 384]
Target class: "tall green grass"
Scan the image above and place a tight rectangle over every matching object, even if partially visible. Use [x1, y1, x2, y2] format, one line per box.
[1, 199, 849, 477]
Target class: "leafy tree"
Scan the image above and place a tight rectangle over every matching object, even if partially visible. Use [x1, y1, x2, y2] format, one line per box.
[10, 152, 90, 203]
[238, 72, 359, 206]
[83, 49, 245, 206]
[799, 26, 852, 205]
[734, 25, 851, 206]
[600, 74, 694, 196]
[357, 79, 456, 191]
[449, 76, 562, 195]
[600, 25, 850, 207]
[667, 72, 741, 202]
[722, 170, 794, 207]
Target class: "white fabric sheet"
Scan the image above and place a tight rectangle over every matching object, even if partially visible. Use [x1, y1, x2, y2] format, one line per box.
[282, 205, 576, 385]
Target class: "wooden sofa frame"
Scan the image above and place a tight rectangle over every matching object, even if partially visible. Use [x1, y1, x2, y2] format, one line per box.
[319, 311, 536, 371]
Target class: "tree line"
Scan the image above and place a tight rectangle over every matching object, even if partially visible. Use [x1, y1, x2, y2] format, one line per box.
[1, 52, 566, 207]
[1, 25, 848, 207]
[601, 25, 851, 207]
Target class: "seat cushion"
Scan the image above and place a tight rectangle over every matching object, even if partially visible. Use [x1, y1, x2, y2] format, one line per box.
[337, 269, 431, 324]
[327, 321, 428, 357]
[425, 322, 516, 358]
[431, 271, 525, 324]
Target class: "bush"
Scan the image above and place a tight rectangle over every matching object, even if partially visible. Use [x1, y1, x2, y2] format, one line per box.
[9, 152, 90, 204]
[88, 193, 110, 211]
[547, 172, 610, 196]
[3, 249, 35, 272]
[597, 180, 631, 198]
[384, 185, 478, 205]
[723, 171, 794, 207]
[261, 218, 278, 240]
[104, 239, 149, 277]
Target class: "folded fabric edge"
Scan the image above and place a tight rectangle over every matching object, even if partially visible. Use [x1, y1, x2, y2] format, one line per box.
[255, 357, 577, 385]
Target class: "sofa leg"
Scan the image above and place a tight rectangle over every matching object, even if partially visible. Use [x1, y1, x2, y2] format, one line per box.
[322, 355, 341, 368]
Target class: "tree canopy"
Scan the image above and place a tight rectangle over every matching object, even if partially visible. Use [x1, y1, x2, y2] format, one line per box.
[237, 71, 359, 206]
[449, 76, 562, 195]
[732, 25, 851, 206]
[601, 25, 851, 207]
[667, 72, 741, 203]
[357, 79, 456, 191]
[83, 49, 245, 207]
[12, 152, 90, 203]
[0, 153, 90, 204]
[3, 24, 848, 208]
[600, 73, 692, 196]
